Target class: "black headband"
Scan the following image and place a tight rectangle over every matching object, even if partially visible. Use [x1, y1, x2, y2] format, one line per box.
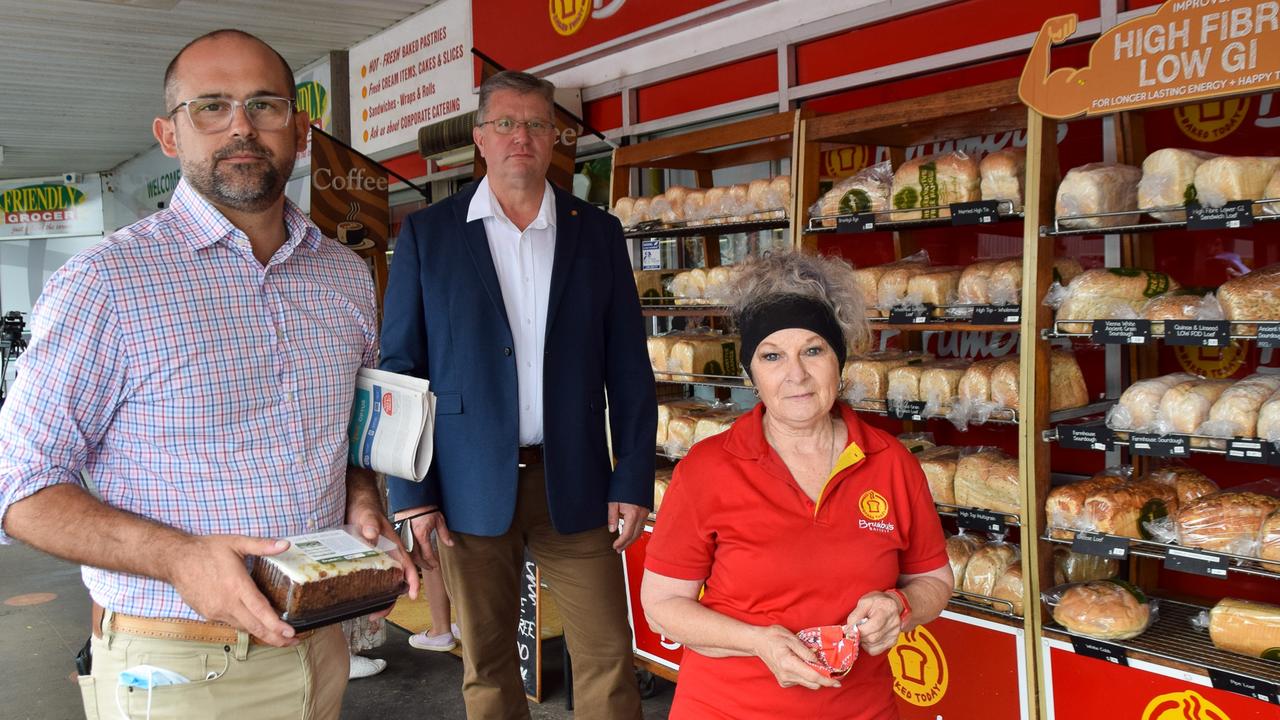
[739, 295, 847, 378]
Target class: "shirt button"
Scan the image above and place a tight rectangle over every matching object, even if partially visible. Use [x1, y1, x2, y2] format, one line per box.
[284, 392, 294, 401]
[504, 347, 513, 356]
[276, 329, 284, 341]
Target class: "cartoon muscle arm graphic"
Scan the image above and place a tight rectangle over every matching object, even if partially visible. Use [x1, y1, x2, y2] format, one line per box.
[1020, 14, 1095, 118]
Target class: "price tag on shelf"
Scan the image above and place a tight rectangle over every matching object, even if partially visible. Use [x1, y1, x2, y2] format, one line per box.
[949, 200, 1001, 226]
[1058, 423, 1114, 452]
[1163, 546, 1229, 578]
[1069, 636, 1129, 667]
[1225, 437, 1279, 465]
[640, 239, 661, 270]
[1129, 432, 1190, 458]
[887, 400, 928, 422]
[971, 304, 1021, 324]
[1186, 200, 1254, 231]
[956, 508, 1008, 535]
[1164, 320, 1230, 347]
[836, 214, 876, 233]
[1256, 324, 1280, 349]
[889, 305, 934, 325]
[1091, 319, 1152, 345]
[1208, 669, 1280, 706]
[1070, 531, 1130, 560]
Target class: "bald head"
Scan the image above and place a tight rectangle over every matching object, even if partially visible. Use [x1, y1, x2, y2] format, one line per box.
[164, 29, 295, 110]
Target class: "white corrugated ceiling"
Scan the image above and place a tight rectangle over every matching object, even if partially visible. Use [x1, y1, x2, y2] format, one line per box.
[0, 0, 437, 180]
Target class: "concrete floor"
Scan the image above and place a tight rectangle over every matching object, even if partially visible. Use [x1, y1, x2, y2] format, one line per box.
[0, 543, 675, 719]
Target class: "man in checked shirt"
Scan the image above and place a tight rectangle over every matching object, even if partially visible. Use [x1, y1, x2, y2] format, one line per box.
[0, 30, 417, 720]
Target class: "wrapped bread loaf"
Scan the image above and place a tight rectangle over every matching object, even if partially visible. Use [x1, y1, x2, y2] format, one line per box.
[1055, 268, 1180, 333]
[957, 261, 1001, 305]
[1200, 374, 1280, 438]
[633, 270, 674, 303]
[961, 542, 1019, 598]
[978, 257, 1085, 306]
[877, 262, 932, 310]
[979, 148, 1026, 211]
[1143, 464, 1218, 506]
[896, 433, 936, 454]
[747, 178, 772, 214]
[1140, 292, 1208, 334]
[1208, 598, 1280, 658]
[692, 410, 743, 445]
[1053, 548, 1120, 584]
[662, 187, 692, 223]
[1218, 263, 1280, 325]
[1153, 379, 1232, 435]
[1138, 148, 1217, 221]
[656, 400, 715, 445]
[681, 189, 708, 222]
[1055, 162, 1143, 228]
[702, 187, 728, 221]
[817, 161, 893, 226]
[1260, 511, 1280, 572]
[1083, 479, 1180, 539]
[1175, 487, 1280, 555]
[954, 449, 1020, 514]
[958, 359, 1006, 406]
[919, 361, 970, 410]
[1051, 580, 1152, 640]
[1046, 468, 1132, 534]
[852, 252, 929, 315]
[653, 468, 674, 514]
[1263, 169, 1280, 216]
[989, 359, 1020, 410]
[768, 175, 792, 214]
[1257, 388, 1280, 442]
[946, 534, 986, 585]
[647, 335, 682, 381]
[631, 196, 652, 224]
[887, 364, 926, 404]
[891, 151, 981, 220]
[703, 266, 739, 304]
[667, 335, 741, 377]
[725, 184, 751, 221]
[1194, 156, 1280, 208]
[843, 351, 931, 403]
[665, 417, 698, 456]
[917, 446, 960, 504]
[670, 268, 707, 303]
[992, 350, 1091, 414]
[906, 267, 963, 306]
[612, 196, 636, 227]
[648, 193, 673, 224]
[1107, 373, 1198, 432]
[990, 562, 1025, 615]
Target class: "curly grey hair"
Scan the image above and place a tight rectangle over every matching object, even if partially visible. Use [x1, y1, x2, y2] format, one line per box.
[729, 251, 872, 366]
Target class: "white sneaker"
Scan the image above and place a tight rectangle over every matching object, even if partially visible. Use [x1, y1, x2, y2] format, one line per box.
[349, 654, 387, 679]
[408, 623, 461, 652]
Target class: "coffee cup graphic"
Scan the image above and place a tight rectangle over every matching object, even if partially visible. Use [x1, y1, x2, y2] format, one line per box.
[337, 221, 374, 250]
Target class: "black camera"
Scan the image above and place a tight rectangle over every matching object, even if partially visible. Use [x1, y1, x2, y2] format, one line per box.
[1, 311, 25, 345]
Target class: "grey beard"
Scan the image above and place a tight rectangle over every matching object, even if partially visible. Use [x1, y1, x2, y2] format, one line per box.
[183, 146, 294, 212]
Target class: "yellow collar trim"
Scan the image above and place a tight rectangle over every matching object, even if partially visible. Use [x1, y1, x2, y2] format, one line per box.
[828, 441, 866, 480]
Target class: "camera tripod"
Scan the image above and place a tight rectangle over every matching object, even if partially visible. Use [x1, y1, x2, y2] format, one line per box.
[0, 323, 26, 406]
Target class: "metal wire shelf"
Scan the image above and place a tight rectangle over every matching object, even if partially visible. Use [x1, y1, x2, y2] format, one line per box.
[624, 215, 789, 239]
[805, 200, 1022, 234]
[1045, 319, 1280, 342]
[1043, 198, 1280, 236]
[1041, 530, 1280, 581]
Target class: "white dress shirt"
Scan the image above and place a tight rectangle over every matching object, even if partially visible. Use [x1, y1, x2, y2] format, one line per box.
[467, 176, 556, 446]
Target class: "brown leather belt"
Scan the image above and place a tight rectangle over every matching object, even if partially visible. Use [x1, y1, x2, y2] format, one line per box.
[518, 445, 544, 467]
[91, 602, 311, 646]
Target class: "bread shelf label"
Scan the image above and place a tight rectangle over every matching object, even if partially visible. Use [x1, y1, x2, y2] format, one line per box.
[972, 304, 1021, 324]
[835, 214, 875, 233]
[949, 200, 1001, 226]
[956, 508, 1007, 535]
[1163, 546, 1229, 578]
[1225, 437, 1279, 465]
[1058, 423, 1113, 452]
[1208, 668, 1279, 706]
[1255, 324, 1280, 349]
[889, 306, 934, 325]
[887, 400, 928, 421]
[1070, 531, 1129, 560]
[1069, 636, 1129, 666]
[1091, 319, 1151, 345]
[640, 239, 661, 270]
[1164, 320, 1230, 347]
[1128, 432, 1189, 458]
[1186, 201, 1254, 231]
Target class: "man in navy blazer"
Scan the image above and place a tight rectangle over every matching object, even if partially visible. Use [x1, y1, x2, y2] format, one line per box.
[382, 70, 655, 719]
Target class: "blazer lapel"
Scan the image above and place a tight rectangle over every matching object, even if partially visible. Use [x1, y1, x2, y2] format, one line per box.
[545, 186, 580, 343]
[454, 193, 511, 335]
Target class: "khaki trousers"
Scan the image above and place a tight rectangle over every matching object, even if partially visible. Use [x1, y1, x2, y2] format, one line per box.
[78, 611, 347, 720]
[440, 463, 642, 720]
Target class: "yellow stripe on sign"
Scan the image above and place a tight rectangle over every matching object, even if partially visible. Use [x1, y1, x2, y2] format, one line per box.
[815, 441, 866, 516]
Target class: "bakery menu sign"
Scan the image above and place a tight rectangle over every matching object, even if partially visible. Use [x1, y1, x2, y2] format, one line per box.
[349, 0, 477, 155]
[1020, 1, 1280, 119]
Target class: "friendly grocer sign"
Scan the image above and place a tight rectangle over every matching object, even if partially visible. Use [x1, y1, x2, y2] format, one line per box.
[0, 175, 103, 239]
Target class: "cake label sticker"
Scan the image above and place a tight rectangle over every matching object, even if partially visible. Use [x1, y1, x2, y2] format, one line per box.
[1208, 668, 1279, 706]
[292, 530, 380, 564]
[1069, 636, 1129, 666]
[950, 200, 1000, 226]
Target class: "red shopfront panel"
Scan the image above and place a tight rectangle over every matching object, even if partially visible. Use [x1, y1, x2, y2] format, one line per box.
[634, 54, 777, 124]
[1044, 639, 1279, 718]
[892, 611, 1028, 720]
[584, 94, 623, 134]
[623, 524, 684, 671]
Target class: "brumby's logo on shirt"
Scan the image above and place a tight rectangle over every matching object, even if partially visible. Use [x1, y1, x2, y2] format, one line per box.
[858, 490, 895, 532]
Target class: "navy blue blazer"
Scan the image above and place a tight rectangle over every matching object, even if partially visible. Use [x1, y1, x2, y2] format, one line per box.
[381, 181, 657, 536]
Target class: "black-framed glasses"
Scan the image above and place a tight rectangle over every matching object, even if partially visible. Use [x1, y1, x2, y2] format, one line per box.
[477, 117, 556, 136]
[167, 95, 295, 133]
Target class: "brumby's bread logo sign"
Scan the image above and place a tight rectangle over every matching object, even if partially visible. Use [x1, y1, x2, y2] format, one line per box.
[1142, 689, 1231, 720]
[890, 627, 949, 707]
[1, 183, 86, 224]
[1176, 97, 1251, 141]
[858, 490, 889, 521]
[549, 0, 626, 37]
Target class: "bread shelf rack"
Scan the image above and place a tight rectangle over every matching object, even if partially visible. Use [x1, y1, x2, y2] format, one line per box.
[1042, 422, 1280, 463]
[654, 371, 748, 389]
[1043, 199, 1280, 237]
[949, 591, 1021, 620]
[935, 502, 1022, 528]
[640, 304, 730, 318]
[1044, 319, 1280, 342]
[623, 216, 790, 240]
[1045, 599, 1280, 685]
[852, 398, 1114, 427]
[1041, 531, 1280, 582]
[804, 202, 1022, 234]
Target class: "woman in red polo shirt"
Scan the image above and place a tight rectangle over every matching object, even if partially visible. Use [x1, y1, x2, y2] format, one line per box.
[641, 252, 953, 719]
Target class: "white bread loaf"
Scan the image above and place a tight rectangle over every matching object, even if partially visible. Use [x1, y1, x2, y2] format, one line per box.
[1258, 510, 1280, 572]
[1045, 468, 1132, 534]
[980, 148, 1026, 211]
[670, 269, 707, 302]
[917, 446, 960, 504]
[681, 189, 708, 222]
[1108, 373, 1198, 432]
[1052, 580, 1152, 640]
[906, 267, 963, 307]
[702, 187, 728, 221]
[656, 400, 716, 445]
[703, 265, 739, 304]
[692, 410, 743, 445]
[1219, 263, 1280, 325]
[612, 196, 636, 227]
[844, 352, 931, 403]
[724, 184, 751, 221]
[647, 335, 682, 381]
[891, 151, 981, 220]
[979, 257, 1084, 306]
[1263, 169, 1280, 216]
[961, 542, 1019, 598]
[667, 335, 741, 377]
[818, 162, 892, 227]
[1194, 156, 1280, 208]
[1200, 374, 1280, 438]
[767, 175, 792, 214]
[852, 254, 929, 315]
[662, 187, 692, 223]
[1257, 388, 1280, 441]
[1153, 379, 1232, 435]
[919, 361, 969, 410]
[648, 194, 673, 224]
[1138, 148, 1216, 221]
[877, 263, 931, 310]
[990, 562, 1025, 615]
[954, 449, 1020, 514]
[631, 196, 652, 224]
[1082, 479, 1180, 539]
[653, 468, 674, 513]
[1175, 490, 1280, 555]
[747, 178, 772, 213]
[1055, 162, 1143, 228]
[1143, 464, 1218, 507]
[1208, 598, 1280, 658]
[957, 261, 1000, 305]
[946, 534, 986, 585]
[665, 417, 697, 456]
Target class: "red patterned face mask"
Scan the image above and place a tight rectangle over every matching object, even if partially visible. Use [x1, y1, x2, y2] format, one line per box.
[796, 625, 859, 678]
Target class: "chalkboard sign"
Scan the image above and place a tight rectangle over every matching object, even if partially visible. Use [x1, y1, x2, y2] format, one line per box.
[518, 549, 542, 701]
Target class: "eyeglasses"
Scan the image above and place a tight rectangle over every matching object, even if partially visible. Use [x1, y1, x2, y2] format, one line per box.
[477, 117, 556, 136]
[167, 96, 295, 133]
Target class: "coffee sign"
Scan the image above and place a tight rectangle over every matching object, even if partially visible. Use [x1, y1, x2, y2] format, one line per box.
[1020, 1, 1280, 119]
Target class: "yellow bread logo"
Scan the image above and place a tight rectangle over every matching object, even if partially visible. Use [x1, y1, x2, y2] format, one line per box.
[1142, 690, 1231, 720]
[295, 80, 328, 125]
[1, 184, 86, 213]
[889, 626, 948, 707]
[1175, 98, 1250, 143]
[1174, 340, 1245, 379]
[822, 146, 873, 179]
[549, 0, 590, 36]
[858, 490, 889, 521]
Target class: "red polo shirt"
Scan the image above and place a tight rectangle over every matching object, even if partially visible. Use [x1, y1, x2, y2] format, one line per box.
[645, 402, 948, 719]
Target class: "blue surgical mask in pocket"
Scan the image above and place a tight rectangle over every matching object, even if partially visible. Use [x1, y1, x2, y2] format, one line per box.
[118, 664, 190, 689]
